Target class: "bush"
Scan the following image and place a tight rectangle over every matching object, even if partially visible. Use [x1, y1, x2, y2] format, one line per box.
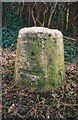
[2, 3, 23, 50]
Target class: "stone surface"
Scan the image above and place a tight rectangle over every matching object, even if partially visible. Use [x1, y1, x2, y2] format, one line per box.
[14, 27, 65, 90]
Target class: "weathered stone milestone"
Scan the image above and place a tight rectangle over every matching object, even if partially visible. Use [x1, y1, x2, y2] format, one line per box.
[14, 27, 65, 90]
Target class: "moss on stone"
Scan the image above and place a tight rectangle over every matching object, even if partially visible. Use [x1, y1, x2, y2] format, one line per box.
[15, 27, 65, 90]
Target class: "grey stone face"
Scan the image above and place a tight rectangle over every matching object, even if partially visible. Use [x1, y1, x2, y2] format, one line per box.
[14, 27, 65, 90]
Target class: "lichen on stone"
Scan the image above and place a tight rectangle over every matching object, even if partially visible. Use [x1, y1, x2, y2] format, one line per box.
[15, 27, 64, 90]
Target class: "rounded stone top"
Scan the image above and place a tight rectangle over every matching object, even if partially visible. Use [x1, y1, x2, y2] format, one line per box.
[18, 27, 63, 38]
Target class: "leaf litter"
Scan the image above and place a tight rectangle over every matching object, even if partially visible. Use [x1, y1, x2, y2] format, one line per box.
[1, 48, 78, 120]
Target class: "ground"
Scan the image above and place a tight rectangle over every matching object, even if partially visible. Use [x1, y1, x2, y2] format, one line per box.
[1, 48, 78, 120]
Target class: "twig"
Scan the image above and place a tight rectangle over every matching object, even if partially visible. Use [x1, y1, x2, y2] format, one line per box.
[26, 107, 36, 117]
[26, 100, 45, 117]
[48, 2, 57, 28]
[61, 103, 78, 107]
[31, 2, 37, 26]
[42, 3, 48, 27]
[74, 14, 78, 20]
[63, 36, 77, 41]
[32, 9, 36, 26]
[14, 111, 24, 119]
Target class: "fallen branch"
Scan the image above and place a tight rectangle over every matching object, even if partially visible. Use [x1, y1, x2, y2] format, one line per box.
[63, 36, 77, 41]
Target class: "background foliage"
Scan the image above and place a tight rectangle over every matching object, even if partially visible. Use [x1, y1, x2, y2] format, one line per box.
[2, 2, 77, 61]
[2, 3, 23, 50]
